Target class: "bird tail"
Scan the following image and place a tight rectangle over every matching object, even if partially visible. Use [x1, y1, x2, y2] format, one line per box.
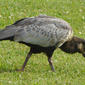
[0, 25, 17, 41]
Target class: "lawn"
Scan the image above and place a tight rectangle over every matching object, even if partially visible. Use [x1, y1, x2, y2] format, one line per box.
[0, 0, 85, 85]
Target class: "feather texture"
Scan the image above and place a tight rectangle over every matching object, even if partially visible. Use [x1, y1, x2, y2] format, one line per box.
[13, 15, 73, 47]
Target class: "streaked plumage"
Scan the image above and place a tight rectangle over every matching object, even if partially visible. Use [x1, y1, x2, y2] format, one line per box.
[1, 15, 73, 47]
[0, 15, 85, 72]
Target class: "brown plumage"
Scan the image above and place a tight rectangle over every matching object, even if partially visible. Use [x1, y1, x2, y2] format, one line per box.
[0, 15, 85, 72]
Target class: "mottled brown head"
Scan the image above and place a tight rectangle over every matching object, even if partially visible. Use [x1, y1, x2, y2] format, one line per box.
[60, 36, 85, 57]
[77, 41, 85, 57]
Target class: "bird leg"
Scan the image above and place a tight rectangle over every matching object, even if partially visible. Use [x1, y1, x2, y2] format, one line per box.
[48, 57, 55, 72]
[16, 50, 32, 71]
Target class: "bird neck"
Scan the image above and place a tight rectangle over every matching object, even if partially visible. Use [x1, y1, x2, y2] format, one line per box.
[59, 36, 85, 54]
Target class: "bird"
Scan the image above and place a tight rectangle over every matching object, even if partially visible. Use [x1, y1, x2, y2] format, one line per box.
[0, 15, 85, 72]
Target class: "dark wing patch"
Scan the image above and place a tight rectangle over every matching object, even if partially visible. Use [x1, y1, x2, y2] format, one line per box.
[12, 17, 37, 26]
[13, 18, 27, 25]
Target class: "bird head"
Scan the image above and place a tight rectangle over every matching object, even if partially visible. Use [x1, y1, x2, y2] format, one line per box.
[78, 41, 85, 57]
[60, 36, 85, 57]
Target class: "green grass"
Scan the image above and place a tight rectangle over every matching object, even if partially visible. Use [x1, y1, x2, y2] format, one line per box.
[0, 0, 85, 85]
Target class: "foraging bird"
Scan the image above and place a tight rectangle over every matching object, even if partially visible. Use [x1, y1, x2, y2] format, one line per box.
[0, 15, 85, 71]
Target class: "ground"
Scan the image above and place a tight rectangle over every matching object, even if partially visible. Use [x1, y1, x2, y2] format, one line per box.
[0, 0, 85, 85]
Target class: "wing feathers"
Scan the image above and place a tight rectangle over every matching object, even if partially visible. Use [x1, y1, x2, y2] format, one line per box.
[12, 15, 73, 47]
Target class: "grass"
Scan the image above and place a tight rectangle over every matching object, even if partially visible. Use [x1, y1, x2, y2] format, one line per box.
[0, 0, 85, 85]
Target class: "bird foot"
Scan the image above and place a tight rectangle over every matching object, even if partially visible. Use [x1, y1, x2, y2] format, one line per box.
[51, 68, 55, 72]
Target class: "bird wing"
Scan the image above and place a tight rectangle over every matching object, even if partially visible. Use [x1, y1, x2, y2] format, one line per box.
[14, 24, 57, 47]
[14, 15, 73, 47]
